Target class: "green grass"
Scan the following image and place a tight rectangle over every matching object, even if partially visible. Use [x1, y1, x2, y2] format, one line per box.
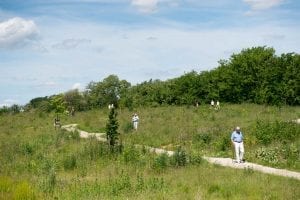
[0, 104, 299, 199]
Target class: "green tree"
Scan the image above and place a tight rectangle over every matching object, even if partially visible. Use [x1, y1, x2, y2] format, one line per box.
[64, 89, 88, 111]
[49, 94, 66, 114]
[86, 75, 130, 108]
[106, 108, 120, 151]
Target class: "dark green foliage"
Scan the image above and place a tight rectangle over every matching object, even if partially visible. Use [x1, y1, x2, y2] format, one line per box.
[86, 75, 130, 108]
[22, 142, 34, 155]
[189, 153, 203, 165]
[122, 145, 140, 164]
[171, 147, 187, 167]
[216, 135, 231, 152]
[64, 89, 88, 112]
[123, 47, 299, 106]
[122, 122, 133, 133]
[63, 154, 77, 170]
[194, 132, 212, 144]
[254, 120, 299, 145]
[0, 106, 10, 115]
[106, 108, 120, 151]
[152, 153, 169, 171]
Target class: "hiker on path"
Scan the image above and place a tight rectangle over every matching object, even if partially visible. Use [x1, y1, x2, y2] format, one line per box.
[54, 116, 61, 130]
[108, 104, 114, 109]
[210, 100, 215, 108]
[216, 100, 220, 110]
[132, 113, 139, 131]
[231, 126, 244, 163]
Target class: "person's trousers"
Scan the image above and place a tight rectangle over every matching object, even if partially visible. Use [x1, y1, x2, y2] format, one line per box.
[133, 122, 138, 130]
[234, 142, 244, 162]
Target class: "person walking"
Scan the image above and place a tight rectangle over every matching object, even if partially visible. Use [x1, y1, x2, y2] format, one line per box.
[210, 100, 215, 109]
[132, 113, 139, 131]
[231, 126, 244, 163]
[216, 100, 220, 110]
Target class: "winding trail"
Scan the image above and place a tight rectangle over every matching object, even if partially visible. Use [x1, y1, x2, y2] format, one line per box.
[62, 124, 106, 142]
[61, 124, 300, 181]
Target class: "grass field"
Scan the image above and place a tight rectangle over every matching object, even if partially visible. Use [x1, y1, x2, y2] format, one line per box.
[0, 104, 299, 199]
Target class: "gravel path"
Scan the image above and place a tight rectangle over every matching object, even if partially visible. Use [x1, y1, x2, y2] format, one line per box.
[61, 124, 107, 142]
[61, 124, 300, 181]
[203, 157, 300, 180]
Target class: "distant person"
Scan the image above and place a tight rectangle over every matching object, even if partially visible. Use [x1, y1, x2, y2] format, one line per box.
[216, 100, 220, 110]
[210, 100, 215, 108]
[231, 126, 244, 163]
[54, 116, 61, 130]
[132, 113, 139, 131]
[108, 104, 114, 109]
[70, 106, 75, 116]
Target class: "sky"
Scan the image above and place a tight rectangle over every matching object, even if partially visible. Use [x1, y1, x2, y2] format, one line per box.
[0, 0, 299, 106]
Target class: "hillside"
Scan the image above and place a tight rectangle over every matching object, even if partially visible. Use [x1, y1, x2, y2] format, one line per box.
[0, 104, 299, 199]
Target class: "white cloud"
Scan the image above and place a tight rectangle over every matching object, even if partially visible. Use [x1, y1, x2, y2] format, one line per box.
[131, 0, 159, 13]
[243, 0, 285, 10]
[0, 17, 38, 48]
[52, 38, 91, 50]
[72, 83, 82, 90]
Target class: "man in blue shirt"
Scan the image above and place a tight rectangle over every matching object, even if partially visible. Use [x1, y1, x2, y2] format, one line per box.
[231, 126, 244, 163]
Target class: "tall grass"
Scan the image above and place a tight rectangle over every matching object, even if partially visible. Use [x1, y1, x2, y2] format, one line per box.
[0, 104, 299, 199]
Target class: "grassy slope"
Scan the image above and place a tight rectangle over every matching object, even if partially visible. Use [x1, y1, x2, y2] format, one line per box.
[0, 104, 299, 199]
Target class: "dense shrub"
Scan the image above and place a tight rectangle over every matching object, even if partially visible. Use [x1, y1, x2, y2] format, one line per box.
[122, 145, 141, 164]
[63, 154, 77, 170]
[193, 133, 212, 144]
[171, 147, 187, 167]
[152, 153, 169, 171]
[255, 120, 299, 145]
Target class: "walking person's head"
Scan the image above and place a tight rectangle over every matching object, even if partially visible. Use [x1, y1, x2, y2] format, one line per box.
[235, 126, 241, 133]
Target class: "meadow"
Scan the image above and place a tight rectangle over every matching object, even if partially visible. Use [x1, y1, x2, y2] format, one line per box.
[0, 104, 299, 199]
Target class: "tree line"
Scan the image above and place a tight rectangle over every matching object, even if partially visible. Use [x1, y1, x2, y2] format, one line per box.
[1, 46, 299, 114]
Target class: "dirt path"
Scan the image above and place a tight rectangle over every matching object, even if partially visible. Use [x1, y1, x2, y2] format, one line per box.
[203, 157, 300, 180]
[61, 124, 107, 142]
[61, 124, 300, 181]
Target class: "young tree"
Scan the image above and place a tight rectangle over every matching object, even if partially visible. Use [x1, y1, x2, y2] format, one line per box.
[105, 108, 120, 151]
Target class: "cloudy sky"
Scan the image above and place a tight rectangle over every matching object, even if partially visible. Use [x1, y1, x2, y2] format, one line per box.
[0, 0, 299, 106]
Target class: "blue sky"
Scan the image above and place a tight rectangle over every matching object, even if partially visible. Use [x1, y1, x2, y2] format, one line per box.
[0, 0, 299, 106]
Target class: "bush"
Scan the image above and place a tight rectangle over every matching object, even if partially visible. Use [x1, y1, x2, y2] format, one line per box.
[122, 122, 133, 134]
[21, 142, 34, 155]
[255, 120, 299, 145]
[171, 147, 187, 167]
[255, 147, 279, 165]
[216, 135, 231, 152]
[122, 145, 140, 164]
[193, 133, 212, 144]
[152, 153, 169, 171]
[63, 154, 77, 170]
[189, 153, 204, 165]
